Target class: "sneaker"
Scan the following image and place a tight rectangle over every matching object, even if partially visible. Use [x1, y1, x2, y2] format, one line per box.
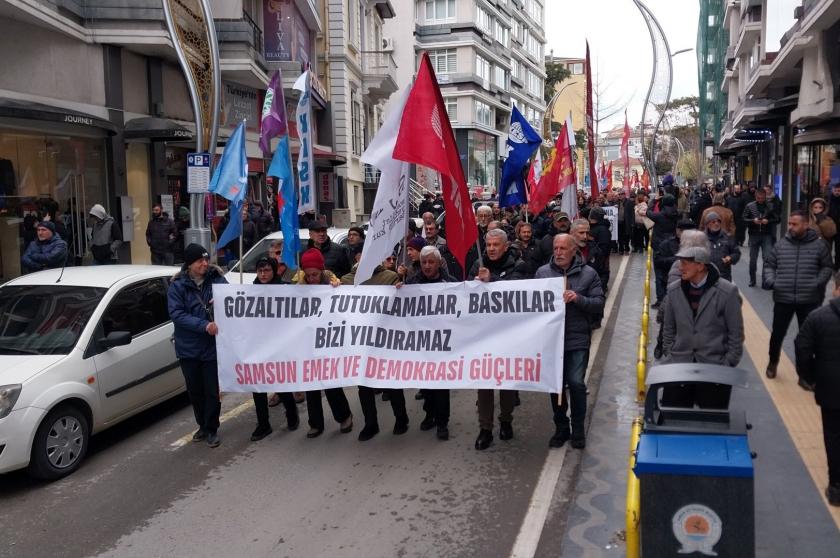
[250, 424, 272, 442]
[191, 429, 207, 442]
[549, 428, 571, 448]
[393, 420, 409, 435]
[766, 361, 778, 379]
[306, 427, 324, 438]
[499, 421, 514, 441]
[570, 436, 586, 450]
[474, 429, 493, 450]
[358, 423, 379, 441]
[206, 432, 221, 448]
[827, 485, 840, 506]
[436, 424, 449, 441]
[420, 413, 436, 431]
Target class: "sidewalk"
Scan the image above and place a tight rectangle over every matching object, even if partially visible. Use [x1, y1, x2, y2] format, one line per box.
[547, 253, 840, 557]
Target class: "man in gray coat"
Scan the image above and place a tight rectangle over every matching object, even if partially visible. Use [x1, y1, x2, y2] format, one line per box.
[662, 244, 744, 408]
[763, 210, 834, 379]
[535, 234, 605, 449]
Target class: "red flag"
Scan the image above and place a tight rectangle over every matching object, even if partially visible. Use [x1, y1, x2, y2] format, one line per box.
[620, 113, 631, 195]
[607, 161, 613, 190]
[530, 122, 575, 215]
[526, 147, 543, 199]
[393, 53, 477, 272]
[585, 41, 598, 198]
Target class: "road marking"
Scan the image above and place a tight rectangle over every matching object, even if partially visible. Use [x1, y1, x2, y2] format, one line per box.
[740, 296, 840, 530]
[170, 398, 255, 448]
[509, 255, 630, 558]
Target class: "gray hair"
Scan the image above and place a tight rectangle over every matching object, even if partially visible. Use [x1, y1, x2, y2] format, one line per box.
[485, 228, 508, 244]
[476, 205, 493, 216]
[678, 230, 711, 251]
[419, 245, 442, 261]
[570, 218, 589, 232]
[487, 220, 502, 230]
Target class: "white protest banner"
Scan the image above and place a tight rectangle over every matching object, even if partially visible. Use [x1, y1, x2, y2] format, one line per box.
[603, 205, 618, 241]
[214, 278, 566, 393]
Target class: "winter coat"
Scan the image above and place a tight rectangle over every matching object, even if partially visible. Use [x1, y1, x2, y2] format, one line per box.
[647, 205, 679, 253]
[406, 267, 454, 284]
[706, 229, 740, 282]
[89, 204, 122, 263]
[662, 264, 744, 366]
[146, 215, 177, 254]
[589, 216, 612, 274]
[654, 235, 680, 273]
[535, 254, 605, 352]
[22, 234, 68, 273]
[700, 204, 736, 236]
[743, 200, 779, 237]
[341, 264, 400, 286]
[306, 237, 352, 277]
[167, 265, 228, 361]
[689, 192, 712, 224]
[763, 228, 833, 305]
[795, 298, 840, 409]
[809, 198, 837, 240]
[468, 249, 528, 281]
[580, 240, 608, 289]
[726, 194, 747, 227]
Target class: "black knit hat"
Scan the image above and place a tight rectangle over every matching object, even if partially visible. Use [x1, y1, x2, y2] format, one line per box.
[36, 221, 56, 234]
[183, 243, 209, 268]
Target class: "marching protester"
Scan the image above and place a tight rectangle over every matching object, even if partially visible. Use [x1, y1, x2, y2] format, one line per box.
[397, 236, 426, 283]
[471, 229, 527, 450]
[661, 242, 744, 408]
[299, 247, 354, 437]
[794, 271, 840, 506]
[250, 257, 299, 441]
[704, 211, 740, 282]
[21, 220, 68, 274]
[424, 220, 447, 251]
[89, 203, 122, 265]
[743, 187, 779, 287]
[647, 194, 679, 307]
[534, 210, 572, 269]
[512, 221, 537, 278]
[307, 221, 352, 278]
[167, 244, 228, 448]
[535, 234, 605, 449]
[615, 190, 634, 255]
[146, 203, 177, 265]
[632, 193, 650, 253]
[418, 192, 435, 216]
[346, 226, 366, 248]
[762, 210, 833, 379]
[404, 246, 454, 440]
[587, 207, 612, 290]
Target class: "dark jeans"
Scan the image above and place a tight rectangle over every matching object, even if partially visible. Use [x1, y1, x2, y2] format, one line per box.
[306, 388, 352, 430]
[180, 358, 221, 435]
[632, 224, 648, 252]
[654, 266, 667, 303]
[735, 222, 747, 245]
[422, 389, 450, 426]
[477, 389, 515, 430]
[822, 408, 840, 486]
[358, 386, 407, 427]
[769, 302, 819, 364]
[549, 349, 590, 434]
[151, 251, 174, 265]
[253, 392, 297, 428]
[748, 233, 773, 283]
[618, 222, 630, 253]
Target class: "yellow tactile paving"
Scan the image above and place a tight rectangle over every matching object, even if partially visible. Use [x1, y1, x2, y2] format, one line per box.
[741, 297, 840, 529]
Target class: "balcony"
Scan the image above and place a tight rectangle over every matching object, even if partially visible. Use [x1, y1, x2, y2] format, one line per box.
[734, 19, 762, 57]
[361, 51, 398, 103]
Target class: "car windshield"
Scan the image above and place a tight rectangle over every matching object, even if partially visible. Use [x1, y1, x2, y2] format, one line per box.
[0, 285, 105, 355]
[233, 238, 283, 273]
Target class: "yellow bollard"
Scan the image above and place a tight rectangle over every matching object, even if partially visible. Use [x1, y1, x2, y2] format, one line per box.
[636, 359, 647, 402]
[642, 311, 649, 332]
[626, 417, 643, 558]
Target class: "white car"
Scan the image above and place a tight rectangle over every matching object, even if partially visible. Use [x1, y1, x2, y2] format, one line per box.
[0, 265, 185, 480]
[227, 227, 350, 284]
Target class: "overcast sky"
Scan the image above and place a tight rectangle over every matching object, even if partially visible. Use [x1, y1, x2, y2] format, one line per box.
[545, 0, 700, 132]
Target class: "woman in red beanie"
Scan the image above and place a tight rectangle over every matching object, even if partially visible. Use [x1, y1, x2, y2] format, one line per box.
[299, 248, 353, 437]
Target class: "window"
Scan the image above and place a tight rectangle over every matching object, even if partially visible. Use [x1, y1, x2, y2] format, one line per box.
[528, 70, 542, 97]
[445, 98, 458, 122]
[476, 5, 492, 32]
[525, 32, 541, 59]
[571, 62, 583, 75]
[494, 66, 507, 89]
[101, 280, 170, 338]
[476, 55, 491, 82]
[425, 0, 455, 21]
[351, 90, 363, 156]
[494, 21, 509, 47]
[512, 20, 522, 43]
[475, 100, 492, 127]
[349, 0, 361, 48]
[430, 49, 457, 74]
[511, 58, 520, 80]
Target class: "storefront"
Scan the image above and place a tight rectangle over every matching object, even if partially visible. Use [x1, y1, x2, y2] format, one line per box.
[0, 100, 115, 280]
[794, 123, 840, 208]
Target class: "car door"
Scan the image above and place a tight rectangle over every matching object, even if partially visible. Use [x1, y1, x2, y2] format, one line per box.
[92, 278, 181, 424]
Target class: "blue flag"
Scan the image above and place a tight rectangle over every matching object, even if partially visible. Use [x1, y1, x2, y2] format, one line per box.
[268, 135, 300, 268]
[209, 121, 248, 204]
[499, 107, 542, 208]
[217, 199, 243, 250]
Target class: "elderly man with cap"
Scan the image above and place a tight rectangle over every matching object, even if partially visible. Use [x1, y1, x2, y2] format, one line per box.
[534, 211, 572, 269]
[306, 221, 351, 277]
[661, 241, 744, 408]
[22, 220, 68, 273]
[704, 210, 740, 282]
[167, 243, 228, 447]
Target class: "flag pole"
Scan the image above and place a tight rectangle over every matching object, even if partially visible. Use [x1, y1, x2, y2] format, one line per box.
[240, 118, 246, 285]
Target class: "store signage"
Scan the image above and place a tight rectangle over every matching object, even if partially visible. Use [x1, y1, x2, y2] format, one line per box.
[264, 0, 312, 66]
[319, 172, 334, 203]
[187, 152, 211, 194]
[64, 115, 94, 126]
[222, 82, 259, 129]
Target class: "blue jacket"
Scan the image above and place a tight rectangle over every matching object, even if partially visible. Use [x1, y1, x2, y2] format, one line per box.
[167, 266, 228, 361]
[22, 234, 67, 273]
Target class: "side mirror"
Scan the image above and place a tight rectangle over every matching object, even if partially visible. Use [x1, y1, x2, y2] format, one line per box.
[98, 331, 131, 350]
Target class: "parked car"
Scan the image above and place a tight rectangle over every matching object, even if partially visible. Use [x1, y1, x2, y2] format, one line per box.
[0, 265, 184, 480]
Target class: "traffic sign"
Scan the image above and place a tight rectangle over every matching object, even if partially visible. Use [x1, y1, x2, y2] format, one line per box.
[187, 152, 211, 194]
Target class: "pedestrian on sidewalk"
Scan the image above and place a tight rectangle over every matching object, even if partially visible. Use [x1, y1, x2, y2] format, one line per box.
[21, 221, 68, 274]
[88, 203, 122, 265]
[794, 271, 840, 506]
[762, 210, 833, 379]
[535, 234, 605, 449]
[726, 184, 748, 246]
[661, 243, 744, 408]
[742, 188, 779, 287]
[704, 211, 740, 282]
[167, 244, 227, 448]
[146, 203, 177, 265]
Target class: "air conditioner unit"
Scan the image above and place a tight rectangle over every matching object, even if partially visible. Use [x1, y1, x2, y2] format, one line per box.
[382, 37, 395, 52]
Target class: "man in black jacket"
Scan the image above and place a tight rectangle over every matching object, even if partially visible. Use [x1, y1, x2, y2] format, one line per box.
[146, 204, 177, 265]
[763, 210, 834, 378]
[588, 207, 612, 290]
[795, 271, 840, 506]
[726, 184, 748, 246]
[615, 191, 635, 255]
[306, 222, 351, 277]
[743, 188, 780, 287]
[647, 195, 679, 304]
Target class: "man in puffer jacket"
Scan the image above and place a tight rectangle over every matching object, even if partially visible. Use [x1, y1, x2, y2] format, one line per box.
[763, 210, 834, 379]
[22, 221, 67, 273]
[647, 194, 679, 304]
[88, 203, 122, 264]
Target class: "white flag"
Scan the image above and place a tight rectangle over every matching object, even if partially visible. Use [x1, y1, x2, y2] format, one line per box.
[294, 71, 316, 214]
[354, 88, 412, 285]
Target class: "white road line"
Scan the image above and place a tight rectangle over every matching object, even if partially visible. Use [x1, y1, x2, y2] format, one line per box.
[509, 255, 630, 558]
[169, 398, 255, 448]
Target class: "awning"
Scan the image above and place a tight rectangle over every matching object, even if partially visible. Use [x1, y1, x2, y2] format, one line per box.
[124, 117, 194, 141]
[0, 98, 117, 133]
[290, 145, 347, 167]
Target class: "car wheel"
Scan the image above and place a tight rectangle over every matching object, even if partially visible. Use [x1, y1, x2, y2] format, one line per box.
[28, 405, 90, 481]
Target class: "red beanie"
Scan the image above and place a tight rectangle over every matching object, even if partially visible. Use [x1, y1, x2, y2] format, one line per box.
[300, 248, 325, 271]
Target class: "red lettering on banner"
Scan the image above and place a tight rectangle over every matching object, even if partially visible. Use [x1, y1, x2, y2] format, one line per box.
[236, 363, 244, 384]
[365, 356, 377, 379]
[387, 359, 401, 380]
